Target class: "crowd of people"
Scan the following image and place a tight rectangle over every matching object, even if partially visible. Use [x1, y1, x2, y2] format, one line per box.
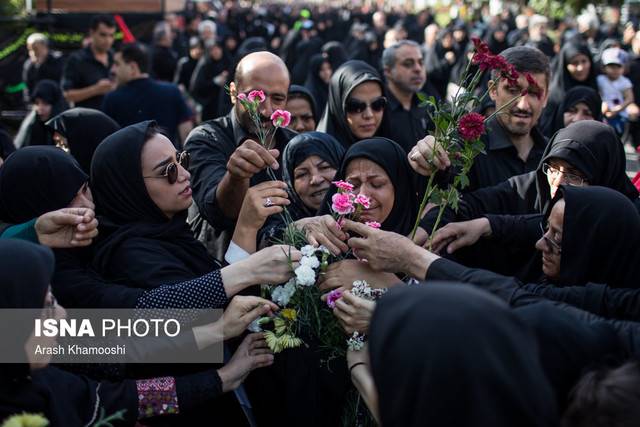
[2, 1, 640, 426]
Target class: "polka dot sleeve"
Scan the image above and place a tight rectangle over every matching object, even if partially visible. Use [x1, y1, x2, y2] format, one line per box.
[135, 270, 228, 309]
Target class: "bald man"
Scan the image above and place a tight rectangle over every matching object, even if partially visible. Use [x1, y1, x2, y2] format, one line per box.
[185, 51, 295, 255]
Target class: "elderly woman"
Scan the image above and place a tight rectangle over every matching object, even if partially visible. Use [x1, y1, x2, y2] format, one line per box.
[542, 86, 603, 137]
[316, 60, 390, 148]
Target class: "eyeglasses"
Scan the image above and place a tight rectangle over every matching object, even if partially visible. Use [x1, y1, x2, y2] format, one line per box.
[542, 163, 586, 187]
[539, 222, 562, 254]
[344, 96, 387, 114]
[143, 151, 190, 185]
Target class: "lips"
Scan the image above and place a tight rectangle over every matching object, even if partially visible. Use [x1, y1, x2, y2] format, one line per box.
[310, 187, 329, 198]
[179, 185, 192, 196]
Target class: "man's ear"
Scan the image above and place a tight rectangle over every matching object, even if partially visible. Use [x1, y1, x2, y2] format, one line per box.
[488, 79, 498, 102]
[229, 81, 237, 105]
[382, 66, 392, 80]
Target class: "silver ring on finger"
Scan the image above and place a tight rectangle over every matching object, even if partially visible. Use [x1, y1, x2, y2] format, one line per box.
[263, 197, 274, 207]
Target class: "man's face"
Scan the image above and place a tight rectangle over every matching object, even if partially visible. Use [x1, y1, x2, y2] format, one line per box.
[28, 41, 48, 63]
[490, 71, 548, 137]
[111, 52, 133, 86]
[385, 45, 426, 94]
[231, 64, 289, 135]
[90, 23, 116, 53]
[286, 97, 316, 133]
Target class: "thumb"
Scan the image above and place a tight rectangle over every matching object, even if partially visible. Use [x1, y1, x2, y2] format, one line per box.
[242, 304, 272, 324]
[51, 212, 85, 226]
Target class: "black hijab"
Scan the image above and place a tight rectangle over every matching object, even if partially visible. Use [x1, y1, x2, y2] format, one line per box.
[369, 284, 558, 427]
[548, 185, 640, 288]
[304, 54, 330, 113]
[282, 131, 346, 217]
[485, 22, 510, 55]
[319, 138, 417, 235]
[91, 121, 218, 286]
[316, 60, 390, 148]
[0, 240, 137, 426]
[543, 86, 603, 137]
[548, 42, 598, 107]
[0, 146, 87, 224]
[288, 84, 319, 122]
[15, 80, 68, 148]
[321, 41, 348, 71]
[535, 120, 639, 213]
[45, 107, 121, 174]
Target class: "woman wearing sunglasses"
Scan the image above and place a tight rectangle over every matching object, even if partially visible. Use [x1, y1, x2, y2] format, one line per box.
[317, 60, 391, 148]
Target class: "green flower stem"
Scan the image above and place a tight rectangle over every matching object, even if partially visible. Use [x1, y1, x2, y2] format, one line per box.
[409, 169, 438, 239]
[427, 187, 455, 251]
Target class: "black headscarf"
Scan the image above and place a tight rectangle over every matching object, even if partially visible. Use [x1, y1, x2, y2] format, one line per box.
[548, 185, 640, 288]
[282, 131, 345, 217]
[485, 22, 510, 55]
[91, 121, 218, 286]
[535, 120, 639, 213]
[316, 60, 390, 148]
[45, 107, 121, 174]
[321, 41, 348, 71]
[0, 240, 137, 426]
[288, 84, 319, 123]
[369, 284, 558, 427]
[513, 301, 625, 409]
[14, 80, 68, 148]
[548, 42, 598, 107]
[543, 86, 603, 137]
[0, 146, 87, 224]
[304, 54, 330, 113]
[318, 138, 417, 235]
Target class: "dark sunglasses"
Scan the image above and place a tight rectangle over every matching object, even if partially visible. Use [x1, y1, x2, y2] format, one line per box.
[144, 151, 190, 185]
[344, 96, 387, 114]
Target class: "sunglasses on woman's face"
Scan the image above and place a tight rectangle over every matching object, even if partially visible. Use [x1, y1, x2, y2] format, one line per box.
[144, 151, 190, 185]
[344, 96, 387, 114]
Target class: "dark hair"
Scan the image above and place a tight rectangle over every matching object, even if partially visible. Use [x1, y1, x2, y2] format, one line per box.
[491, 46, 550, 87]
[90, 14, 116, 31]
[118, 43, 149, 74]
[562, 361, 640, 427]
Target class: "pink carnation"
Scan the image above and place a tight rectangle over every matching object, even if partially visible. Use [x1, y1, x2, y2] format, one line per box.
[247, 90, 266, 103]
[237, 93, 247, 101]
[365, 221, 381, 229]
[458, 112, 486, 141]
[332, 180, 354, 192]
[326, 289, 343, 309]
[270, 109, 291, 127]
[331, 192, 355, 215]
[354, 194, 370, 209]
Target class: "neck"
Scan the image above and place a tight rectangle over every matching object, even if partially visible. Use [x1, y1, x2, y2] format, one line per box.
[91, 44, 106, 57]
[509, 132, 535, 161]
[388, 82, 413, 110]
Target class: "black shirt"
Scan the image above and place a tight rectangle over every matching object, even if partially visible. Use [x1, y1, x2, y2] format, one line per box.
[185, 110, 297, 230]
[385, 88, 432, 154]
[61, 46, 113, 110]
[466, 117, 548, 192]
[22, 52, 64, 97]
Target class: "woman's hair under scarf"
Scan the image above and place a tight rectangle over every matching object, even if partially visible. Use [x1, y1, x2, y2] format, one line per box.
[369, 284, 558, 427]
[548, 42, 598, 106]
[535, 120, 639, 213]
[91, 120, 218, 282]
[546, 185, 640, 288]
[544, 86, 603, 137]
[282, 132, 345, 217]
[0, 146, 87, 224]
[288, 84, 319, 122]
[45, 107, 120, 174]
[513, 301, 624, 410]
[318, 138, 417, 235]
[316, 60, 390, 148]
[0, 240, 137, 426]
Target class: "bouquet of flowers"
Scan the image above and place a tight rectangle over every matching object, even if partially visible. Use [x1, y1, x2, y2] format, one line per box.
[410, 37, 543, 245]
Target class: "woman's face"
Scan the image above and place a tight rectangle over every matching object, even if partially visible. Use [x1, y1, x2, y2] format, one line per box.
[319, 61, 332, 84]
[34, 98, 52, 122]
[566, 53, 591, 82]
[25, 287, 67, 370]
[345, 82, 384, 140]
[535, 199, 564, 279]
[68, 182, 94, 210]
[545, 158, 589, 198]
[293, 155, 336, 211]
[563, 101, 595, 127]
[345, 158, 394, 224]
[141, 133, 192, 219]
[53, 131, 69, 153]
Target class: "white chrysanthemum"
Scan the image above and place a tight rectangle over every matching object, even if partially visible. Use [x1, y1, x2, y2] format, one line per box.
[271, 281, 296, 306]
[318, 245, 330, 254]
[247, 318, 263, 332]
[300, 255, 320, 269]
[300, 245, 316, 257]
[295, 264, 316, 286]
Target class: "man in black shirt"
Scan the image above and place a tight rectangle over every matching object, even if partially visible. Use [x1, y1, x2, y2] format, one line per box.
[382, 40, 432, 153]
[185, 51, 295, 256]
[23, 33, 63, 101]
[408, 46, 550, 192]
[61, 15, 116, 110]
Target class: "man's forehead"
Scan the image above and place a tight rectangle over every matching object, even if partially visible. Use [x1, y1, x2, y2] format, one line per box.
[396, 45, 422, 59]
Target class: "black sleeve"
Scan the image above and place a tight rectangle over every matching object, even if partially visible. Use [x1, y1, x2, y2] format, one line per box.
[175, 369, 223, 412]
[135, 270, 228, 309]
[61, 52, 82, 91]
[486, 213, 542, 249]
[184, 125, 237, 230]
